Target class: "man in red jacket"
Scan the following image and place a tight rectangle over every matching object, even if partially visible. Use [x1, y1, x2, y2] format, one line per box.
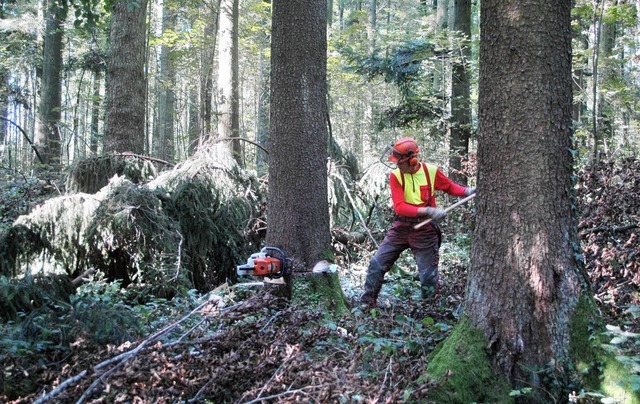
[360, 137, 475, 308]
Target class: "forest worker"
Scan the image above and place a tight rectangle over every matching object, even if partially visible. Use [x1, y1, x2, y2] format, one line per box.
[360, 137, 476, 308]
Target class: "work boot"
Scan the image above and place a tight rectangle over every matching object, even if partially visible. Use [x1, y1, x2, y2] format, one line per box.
[421, 286, 440, 306]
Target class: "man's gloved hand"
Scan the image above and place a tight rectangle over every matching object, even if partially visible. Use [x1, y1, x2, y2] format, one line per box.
[464, 187, 476, 197]
[424, 207, 447, 221]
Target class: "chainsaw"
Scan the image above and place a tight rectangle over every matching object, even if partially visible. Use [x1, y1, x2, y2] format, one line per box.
[236, 247, 291, 279]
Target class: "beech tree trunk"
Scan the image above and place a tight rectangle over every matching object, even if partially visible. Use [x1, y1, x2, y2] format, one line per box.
[104, 0, 148, 154]
[468, 0, 581, 387]
[267, 0, 331, 296]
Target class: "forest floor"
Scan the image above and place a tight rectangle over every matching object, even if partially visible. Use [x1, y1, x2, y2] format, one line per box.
[1, 158, 639, 403]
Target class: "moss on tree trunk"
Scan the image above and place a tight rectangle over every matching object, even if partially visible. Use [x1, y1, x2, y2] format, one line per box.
[291, 272, 350, 317]
[423, 317, 512, 403]
[423, 298, 640, 403]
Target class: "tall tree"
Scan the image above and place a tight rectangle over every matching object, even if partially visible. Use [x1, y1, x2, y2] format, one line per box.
[34, 0, 67, 169]
[198, 0, 221, 146]
[218, 0, 241, 164]
[103, 0, 148, 154]
[154, 2, 177, 162]
[255, 47, 269, 176]
[448, 0, 471, 185]
[466, 0, 581, 391]
[89, 68, 102, 154]
[267, 0, 331, 288]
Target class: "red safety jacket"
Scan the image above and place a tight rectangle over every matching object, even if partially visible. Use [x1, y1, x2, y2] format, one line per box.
[390, 162, 466, 217]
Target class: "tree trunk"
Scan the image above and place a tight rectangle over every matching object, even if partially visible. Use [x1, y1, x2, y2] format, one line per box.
[433, 0, 448, 91]
[468, 0, 580, 388]
[255, 49, 269, 176]
[448, 0, 471, 186]
[104, 0, 148, 154]
[218, 0, 241, 165]
[34, 0, 66, 170]
[267, 0, 332, 299]
[367, 0, 377, 53]
[90, 70, 102, 154]
[199, 1, 220, 144]
[154, 3, 176, 162]
[0, 67, 8, 146]
[595, 16, 616, 161]
[188, 84, 199, 156]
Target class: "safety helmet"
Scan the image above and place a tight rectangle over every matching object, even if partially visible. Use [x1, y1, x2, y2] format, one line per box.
[389, 137, 420, 164]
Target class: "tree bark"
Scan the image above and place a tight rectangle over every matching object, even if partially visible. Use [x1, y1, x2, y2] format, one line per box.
[218, 0, 241, 165]
[267, 0, 331, 298]
[468, 0, 581, 388]
[104, 0, 148, 154]
[154, 3, 177, 162]
[448, 0, 471, 186]
[34, 0, 66, 170]
[255, 49, 269, 176]
[90, 70, 102, 154]
[199, 0, 221, 145]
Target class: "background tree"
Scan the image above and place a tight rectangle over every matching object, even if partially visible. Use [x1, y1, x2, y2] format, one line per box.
[466, 0, 581, 392]
[103, 0, 148, 154]
[218, 0, 241, 164]
[267, 0, 331, 289]
[447, 0, 471, 185]
[34, 0, 67, 170]
[153, 1, 177, 162]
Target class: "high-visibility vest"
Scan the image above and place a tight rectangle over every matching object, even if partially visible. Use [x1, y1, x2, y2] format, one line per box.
[392, 162, 437, 205]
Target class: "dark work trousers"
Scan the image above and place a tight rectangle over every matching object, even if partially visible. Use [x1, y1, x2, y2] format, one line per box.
[360, 220, 442, 306]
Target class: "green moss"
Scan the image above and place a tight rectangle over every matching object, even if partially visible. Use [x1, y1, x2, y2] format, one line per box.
[423, 317, 512, 403]
[291, 273, 350, 317]
[570, 294, 640, 403]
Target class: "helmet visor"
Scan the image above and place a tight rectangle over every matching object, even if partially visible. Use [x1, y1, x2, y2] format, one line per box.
[380, 144, 409, 168]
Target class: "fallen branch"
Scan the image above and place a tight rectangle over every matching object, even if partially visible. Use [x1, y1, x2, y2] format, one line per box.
[243, 383, 336, 404]
[35, 298, 213, 403]
[32, 370, 88, 404]
[0, 116, 44, 164]
[579, 223, 638, 236]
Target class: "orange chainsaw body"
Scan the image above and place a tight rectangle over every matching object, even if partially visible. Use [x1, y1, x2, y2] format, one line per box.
[252, 257, 282, 276]
[237, 247, 290, 279]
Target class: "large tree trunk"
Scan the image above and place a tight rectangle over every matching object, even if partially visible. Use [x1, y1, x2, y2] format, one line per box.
[267, 0, 332, 298]
[218, 0, 241, 165]
[104, 0, 148, 154]
[468, 0, 580, 387]
[448, 0, 471, 186]
[34, 0, 66, 170]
